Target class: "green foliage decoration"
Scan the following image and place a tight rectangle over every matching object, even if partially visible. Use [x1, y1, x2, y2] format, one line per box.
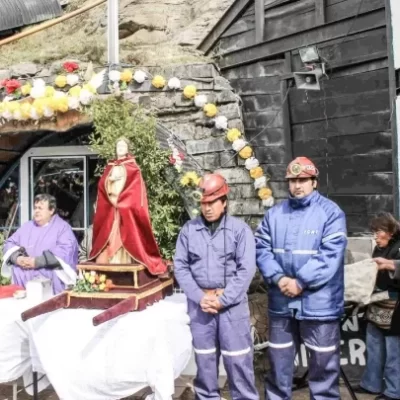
[0, 232, 11, 285]
[87, 96, 185, 260]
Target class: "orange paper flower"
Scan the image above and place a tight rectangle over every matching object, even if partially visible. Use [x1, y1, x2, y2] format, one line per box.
[239, 146, 252, 159]
[250, 167, 264, 179]
[258, 187, 272, 200]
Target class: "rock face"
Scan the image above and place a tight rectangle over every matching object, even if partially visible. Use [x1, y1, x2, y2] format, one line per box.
[118, 0, 235, 47]
[0, 0, 235, 67]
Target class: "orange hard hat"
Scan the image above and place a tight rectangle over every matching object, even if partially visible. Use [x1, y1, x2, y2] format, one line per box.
[198, 173, 229, 203]
[285, 157, 319, 179]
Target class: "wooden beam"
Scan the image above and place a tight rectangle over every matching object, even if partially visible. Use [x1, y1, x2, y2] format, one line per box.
[385, 0, 399, 217]
[220, 8, 385, 70]
[197, 0, 253, 54]
[281, 52, 293, 162]
[315, 0, 326, 25]
[0, 111, 91, 135]
[255, 0, 265, 43]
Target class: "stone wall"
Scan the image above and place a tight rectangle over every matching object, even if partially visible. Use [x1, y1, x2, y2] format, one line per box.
[0, 61, 265, 229]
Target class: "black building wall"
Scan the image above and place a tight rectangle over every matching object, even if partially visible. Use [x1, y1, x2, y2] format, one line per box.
[209, 0, 392, 234]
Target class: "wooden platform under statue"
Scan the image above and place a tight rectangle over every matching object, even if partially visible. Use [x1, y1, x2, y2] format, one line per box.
[21, 262, 174, 326]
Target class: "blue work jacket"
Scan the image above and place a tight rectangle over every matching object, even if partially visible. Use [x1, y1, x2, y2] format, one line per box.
[255, 191, 347, 320]
[174, 215, 256, 309]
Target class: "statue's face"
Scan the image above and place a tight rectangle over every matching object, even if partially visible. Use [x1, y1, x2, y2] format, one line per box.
[116, 140, 128, 158]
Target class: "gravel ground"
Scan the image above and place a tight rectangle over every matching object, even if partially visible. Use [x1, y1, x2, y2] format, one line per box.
[0, 377, 374, 400]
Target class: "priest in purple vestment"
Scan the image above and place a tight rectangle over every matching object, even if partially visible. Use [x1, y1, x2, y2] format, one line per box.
[2, 194, 78, 294]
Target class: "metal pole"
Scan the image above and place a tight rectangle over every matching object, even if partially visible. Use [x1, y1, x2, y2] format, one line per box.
[32, 372, 38, 400]
[107, 0, 119, 65]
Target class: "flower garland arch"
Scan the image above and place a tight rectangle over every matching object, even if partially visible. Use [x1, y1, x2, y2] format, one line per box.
[0, 61, 274, 214]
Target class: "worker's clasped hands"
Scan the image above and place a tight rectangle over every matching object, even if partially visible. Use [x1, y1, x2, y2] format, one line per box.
[200, 294, 223, 314]
[278, 277, 303, 298]
[16, 256, 36, 269]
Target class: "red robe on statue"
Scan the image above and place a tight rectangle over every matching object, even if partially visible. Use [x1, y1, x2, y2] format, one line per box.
[89, 155, 167, 275]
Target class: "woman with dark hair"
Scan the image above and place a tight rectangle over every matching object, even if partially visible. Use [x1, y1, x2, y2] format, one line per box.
[356, 212, 400, 400]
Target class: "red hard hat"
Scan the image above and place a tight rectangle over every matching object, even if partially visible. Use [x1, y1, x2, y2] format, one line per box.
[198, 173, 229, 203]
[285, 157, 319, 179]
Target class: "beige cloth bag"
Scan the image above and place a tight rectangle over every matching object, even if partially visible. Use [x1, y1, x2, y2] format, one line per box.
[344, 258, 389, 306]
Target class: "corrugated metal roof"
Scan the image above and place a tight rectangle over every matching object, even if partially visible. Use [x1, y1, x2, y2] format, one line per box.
[0, 0, 62, 32]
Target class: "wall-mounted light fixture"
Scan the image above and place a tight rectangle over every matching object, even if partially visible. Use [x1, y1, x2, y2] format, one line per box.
[299, 45, 320, 63]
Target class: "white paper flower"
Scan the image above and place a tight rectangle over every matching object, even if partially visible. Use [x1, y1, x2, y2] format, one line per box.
[194, 94, 207, 108]
[68, 96, 80, 110]
[232, 138, 247, 152]
[3, 96, 13, 102]
[215, 115, 228, 130]
[54, 90, 66, 99]
[245, 157, 260, 170]
[32, 78, 46, 88]
[167, 77, 181, 90]
[79, 89, 94, 105]
[66, 74, 79, 86]
[43, 107, 54, 118]
[109, 70, 121, 82]
[262, 197, 275, 208]
[2, 110, 13, 120]
[13, 110, 23, 121]
[254, 176, 267, 189]
[90, 270, 96, 276]
[30, 86, 46, 99]
[133, 70, 147, 84]
[30, 108, 40, 120]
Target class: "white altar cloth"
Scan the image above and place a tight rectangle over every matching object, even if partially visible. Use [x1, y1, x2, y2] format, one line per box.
[0, 297, 50, 394]
[26, 293, 192, 400]
[0, 294, 192, 400]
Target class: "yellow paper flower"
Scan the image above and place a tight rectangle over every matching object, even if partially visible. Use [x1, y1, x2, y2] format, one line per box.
[45, 86, 55, 97]
[152, 75, 166, 89]
[21, 83, 32, 96]
[180, 171, 200, 186]
[203, 103, 218, 118]
[120, 69, 133, 83]
[83, 84, 96, 94]
[99, 283, 106, 291]
[186, 171, 199, 183]
[239, 146, 252, 159]
[32, 99, 46, 116]
[6, 101, 20, 113]
[258, 187, 272, 200]
[250, 167, 264, 179]
[226, 128, 241, 142]
[183, 85, 197, 99]
[69, 86, 82, 97]
[56, 97, 69, 113]
[55, 75, 67, 88]
[21, 103, 32, 119]
[180, 175, 190, 186]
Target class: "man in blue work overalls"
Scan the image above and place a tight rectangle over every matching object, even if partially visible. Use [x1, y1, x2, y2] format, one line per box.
[174, 173, 259, 400]
[255, 157, 347, 400]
